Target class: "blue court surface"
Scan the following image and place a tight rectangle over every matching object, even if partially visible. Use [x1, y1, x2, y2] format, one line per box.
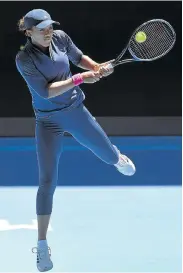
[0, 136, 182, 272]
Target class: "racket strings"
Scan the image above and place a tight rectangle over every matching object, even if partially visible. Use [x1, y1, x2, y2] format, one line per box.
[133, 29, 171, 59]
[134, 22, 174, 58]
[129, 20, 175, 60]
[142, 22, 174, 54]
[133, 23, 174, 58]
[133, 24, 172, 58]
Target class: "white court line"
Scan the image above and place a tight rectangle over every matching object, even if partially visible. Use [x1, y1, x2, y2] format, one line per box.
[0, 219, 53, 231]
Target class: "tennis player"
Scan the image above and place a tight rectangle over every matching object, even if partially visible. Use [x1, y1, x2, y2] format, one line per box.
[16, 9, 136, 272]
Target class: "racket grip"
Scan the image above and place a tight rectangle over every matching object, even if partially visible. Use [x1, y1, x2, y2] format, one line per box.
[94, 63, 114, 71]
[105, 63, 114, 69]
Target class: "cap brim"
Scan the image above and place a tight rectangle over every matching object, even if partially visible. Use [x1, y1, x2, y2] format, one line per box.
[36, 19, 60, 29]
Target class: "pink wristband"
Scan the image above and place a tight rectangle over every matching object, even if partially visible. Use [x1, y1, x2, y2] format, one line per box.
[72, 73, 84, 86]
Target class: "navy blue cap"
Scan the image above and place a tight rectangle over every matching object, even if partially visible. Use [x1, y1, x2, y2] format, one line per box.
[24, 9, 60, 29]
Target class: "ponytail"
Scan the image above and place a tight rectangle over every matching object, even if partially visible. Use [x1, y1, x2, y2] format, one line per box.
[17, 17, 26, 33]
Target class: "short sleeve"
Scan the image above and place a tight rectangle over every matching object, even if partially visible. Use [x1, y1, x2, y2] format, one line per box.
[15, 51, 49, 99]
[56, 30, 83, 65]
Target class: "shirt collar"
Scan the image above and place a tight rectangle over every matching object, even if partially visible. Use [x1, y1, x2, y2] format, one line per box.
[26, 38, 51, 54]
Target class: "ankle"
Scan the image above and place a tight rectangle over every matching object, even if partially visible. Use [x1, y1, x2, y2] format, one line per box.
[38, 236, 47, 241]
[37, 239, 48, 249]
[114, 156, 120, 167]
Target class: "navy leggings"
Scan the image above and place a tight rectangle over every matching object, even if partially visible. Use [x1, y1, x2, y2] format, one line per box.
[35, 103, 119, 215]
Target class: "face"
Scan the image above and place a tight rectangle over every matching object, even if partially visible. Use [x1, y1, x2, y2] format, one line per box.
[27, 24, 54, 48]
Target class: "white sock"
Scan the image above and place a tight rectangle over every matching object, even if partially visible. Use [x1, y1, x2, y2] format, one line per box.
[37, 240, 48, 249]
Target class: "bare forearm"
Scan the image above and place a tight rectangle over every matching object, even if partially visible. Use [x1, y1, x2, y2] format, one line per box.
[46, 55, 101, 99]
[47, 78, 75, 98]
[78, 55, 99, 71]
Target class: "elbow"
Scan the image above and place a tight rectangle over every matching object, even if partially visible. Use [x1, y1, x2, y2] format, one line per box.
[76, 54, 84, 67]
[46, 84, 58, 99]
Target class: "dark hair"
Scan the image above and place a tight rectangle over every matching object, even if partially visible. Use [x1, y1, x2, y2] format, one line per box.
[17, 17, 28, 34]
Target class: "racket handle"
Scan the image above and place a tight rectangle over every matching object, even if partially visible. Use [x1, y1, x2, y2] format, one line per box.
[93, 63, 114, 72]
[105, 63, 114, 69]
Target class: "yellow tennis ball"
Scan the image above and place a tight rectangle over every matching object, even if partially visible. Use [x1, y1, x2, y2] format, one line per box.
[135, 31, 147, 43]
[20, 45, 25, 50]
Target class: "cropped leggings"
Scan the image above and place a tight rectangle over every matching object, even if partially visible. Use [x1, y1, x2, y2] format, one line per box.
[35, 103, 119, 215]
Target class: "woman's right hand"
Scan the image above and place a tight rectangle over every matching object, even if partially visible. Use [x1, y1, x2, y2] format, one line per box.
[81, 71, 101, 84]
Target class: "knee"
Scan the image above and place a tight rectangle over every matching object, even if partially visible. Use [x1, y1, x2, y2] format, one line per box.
[38, 176, 57, 195]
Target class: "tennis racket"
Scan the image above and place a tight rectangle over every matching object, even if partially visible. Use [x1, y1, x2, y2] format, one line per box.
[104, 19, 176, 70]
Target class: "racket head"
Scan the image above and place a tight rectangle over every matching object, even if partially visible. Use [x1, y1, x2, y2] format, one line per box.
[128, 19, 176, 61]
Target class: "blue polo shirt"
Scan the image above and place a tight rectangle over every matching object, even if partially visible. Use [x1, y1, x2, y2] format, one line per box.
[15, 30, 85, 115]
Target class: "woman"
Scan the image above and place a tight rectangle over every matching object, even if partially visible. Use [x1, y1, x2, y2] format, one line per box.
[16, 9, 135, 272]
